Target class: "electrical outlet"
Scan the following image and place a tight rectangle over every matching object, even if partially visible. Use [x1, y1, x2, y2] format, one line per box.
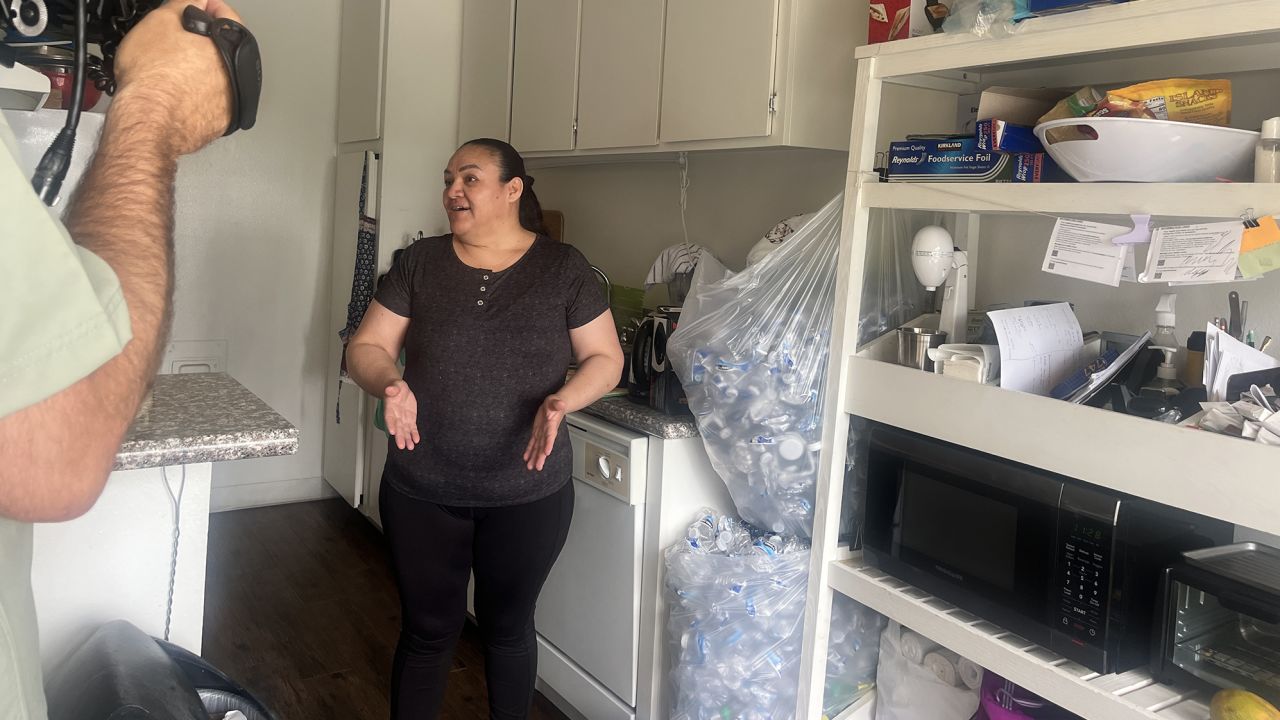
[161, 340, 228, 375]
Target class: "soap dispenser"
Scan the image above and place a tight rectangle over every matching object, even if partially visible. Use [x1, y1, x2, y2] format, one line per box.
[1151, 293, 1184, 377]
[1129, 294, 1186, 419]
[1152, 293, 1179, 351]
[1147, 347, 1186, 397]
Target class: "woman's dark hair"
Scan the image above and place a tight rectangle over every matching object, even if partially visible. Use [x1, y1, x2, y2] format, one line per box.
[461, 138, 547, 236]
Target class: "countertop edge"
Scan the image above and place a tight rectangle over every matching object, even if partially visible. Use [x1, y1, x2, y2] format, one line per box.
[113, 433, 300, 471]
[580, 397, 701, 440]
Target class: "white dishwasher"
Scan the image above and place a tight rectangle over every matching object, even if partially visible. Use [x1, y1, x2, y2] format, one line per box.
[535, 412, 648, 720]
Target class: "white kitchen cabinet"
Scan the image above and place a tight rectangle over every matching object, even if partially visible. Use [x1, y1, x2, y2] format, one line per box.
[335, 0, 386, 144]
[796, 3, 1280, 718]
[510, 0, 582, 152]
[472, 0, 860, 158]
[575, 0, 665, 149]
[458, 0, 515, 143]
[506, 0, 665, 152]
[657, 0, 863, 150]
[659, 0, 780, 143]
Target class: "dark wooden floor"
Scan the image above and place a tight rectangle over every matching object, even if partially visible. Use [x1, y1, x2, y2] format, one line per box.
[203, 498, 570, 720]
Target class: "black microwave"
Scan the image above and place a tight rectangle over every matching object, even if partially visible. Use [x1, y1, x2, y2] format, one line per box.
[858, 420, 1233, 674]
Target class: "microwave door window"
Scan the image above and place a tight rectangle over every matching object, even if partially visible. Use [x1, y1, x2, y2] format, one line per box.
[899, 468, 1019, 592]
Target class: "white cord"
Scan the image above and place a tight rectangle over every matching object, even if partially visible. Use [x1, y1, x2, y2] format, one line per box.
[161, 465, 186, 642]
[678, 152, 691, 247]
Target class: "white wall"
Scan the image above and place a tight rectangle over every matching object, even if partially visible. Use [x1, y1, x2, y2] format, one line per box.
[533, 149, 849, 292]
[169, 0, 343, 509]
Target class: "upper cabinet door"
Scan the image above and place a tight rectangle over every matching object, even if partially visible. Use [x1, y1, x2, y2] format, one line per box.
[458, 0, 515, 144]
[575, 0, 664, 150]
[660, 0, 780, 143]
[336, 0, 386, 144]
[510, 0, 582, 152]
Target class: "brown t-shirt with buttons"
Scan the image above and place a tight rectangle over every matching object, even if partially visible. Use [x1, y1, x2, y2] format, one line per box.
[373, 234, 609, 506]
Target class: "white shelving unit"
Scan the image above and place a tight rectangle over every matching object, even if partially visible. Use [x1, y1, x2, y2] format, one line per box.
[829, 560, 1212, 719]
[796, 2, 1280, 718]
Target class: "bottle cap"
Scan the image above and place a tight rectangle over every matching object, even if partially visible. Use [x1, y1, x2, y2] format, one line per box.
[777, 434, 806, 462]
[1263, 117, 1280, 140]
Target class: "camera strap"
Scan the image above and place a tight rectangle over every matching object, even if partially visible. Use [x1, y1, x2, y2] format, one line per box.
[180, 4, 261, 135]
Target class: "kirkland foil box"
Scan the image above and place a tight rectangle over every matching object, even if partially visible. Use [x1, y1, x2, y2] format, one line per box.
[886, 137, 1072, 182]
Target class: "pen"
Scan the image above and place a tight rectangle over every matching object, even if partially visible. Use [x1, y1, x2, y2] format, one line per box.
[1263, 336, 1275, 353]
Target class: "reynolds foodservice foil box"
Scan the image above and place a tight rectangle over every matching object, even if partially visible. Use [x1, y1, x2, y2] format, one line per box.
[886, 137, 1072, 182]
[868, 0, 951, 43]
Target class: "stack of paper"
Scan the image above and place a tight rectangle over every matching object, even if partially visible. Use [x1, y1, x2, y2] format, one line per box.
[987, 303, 1085, 396]
[1204, 324, 1280, 402]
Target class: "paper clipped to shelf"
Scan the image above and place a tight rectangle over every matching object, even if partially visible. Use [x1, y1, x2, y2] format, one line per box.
[1139, 220, 1242, 285]
[1042, 218, 1130, 287]
[987, 303, 1085, 396]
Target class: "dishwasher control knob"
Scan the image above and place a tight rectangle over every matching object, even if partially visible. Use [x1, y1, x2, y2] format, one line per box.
[613, 466, 624, 483]
[597, 455, 612, 479]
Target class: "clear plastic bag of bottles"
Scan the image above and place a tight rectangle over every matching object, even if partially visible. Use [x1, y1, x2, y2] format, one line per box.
[824, 595, 886, 717]
[667, 195, 844, 538]
[665, 509, 883, 720]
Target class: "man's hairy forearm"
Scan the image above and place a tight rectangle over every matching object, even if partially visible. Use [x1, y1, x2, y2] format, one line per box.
[0, 92, 179, 521]
[67, 91, 179, 394]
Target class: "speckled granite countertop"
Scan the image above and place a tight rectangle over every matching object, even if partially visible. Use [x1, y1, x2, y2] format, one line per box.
[579, 395, 700, 440]
[114, 372, 298, 471]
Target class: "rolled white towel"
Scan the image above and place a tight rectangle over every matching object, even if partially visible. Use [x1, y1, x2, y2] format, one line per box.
[923, 649, 963, 687]
[958, 657, 985, 691]
[882, 620, 903, 648]
[899, 630, 940, 665]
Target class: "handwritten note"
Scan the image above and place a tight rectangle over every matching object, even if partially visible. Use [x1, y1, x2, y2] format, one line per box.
[987, 303, 1085, 396]
[1139, 221, 1242, 284]
[1041, 218, 1129, 286]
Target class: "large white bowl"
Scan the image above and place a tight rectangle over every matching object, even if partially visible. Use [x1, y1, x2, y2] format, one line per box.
[1034, 117, 1259, 182]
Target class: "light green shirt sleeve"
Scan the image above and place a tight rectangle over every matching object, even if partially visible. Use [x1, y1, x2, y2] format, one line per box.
[0, 113, 132, 419]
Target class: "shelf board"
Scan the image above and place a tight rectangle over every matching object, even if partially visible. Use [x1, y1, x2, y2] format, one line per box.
[859, 182, 1280, 218]
[829, 689, 875, 720]
[857, 0, 1280, 80]
[828, 559, 1211, 720]
[844, 356, 1280, 537]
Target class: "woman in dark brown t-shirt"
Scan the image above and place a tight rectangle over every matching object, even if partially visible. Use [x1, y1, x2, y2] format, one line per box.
[346, 139, 623, 720]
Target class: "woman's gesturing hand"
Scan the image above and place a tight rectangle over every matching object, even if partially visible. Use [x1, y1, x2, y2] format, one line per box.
[383, 380, 420, 451]
[524, 395, 568, 471]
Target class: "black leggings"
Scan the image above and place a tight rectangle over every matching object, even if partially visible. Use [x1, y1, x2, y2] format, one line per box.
[379, 476, 575, 720]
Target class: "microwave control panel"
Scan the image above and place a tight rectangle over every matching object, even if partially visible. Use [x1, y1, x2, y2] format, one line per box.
[1057, 516, 1113, 647]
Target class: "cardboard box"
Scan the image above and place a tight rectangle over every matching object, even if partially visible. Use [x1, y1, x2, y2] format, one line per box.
[957, 86, 1063, 135]
[868, 0, 951, 43]
[886, 137, 1071, 182]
